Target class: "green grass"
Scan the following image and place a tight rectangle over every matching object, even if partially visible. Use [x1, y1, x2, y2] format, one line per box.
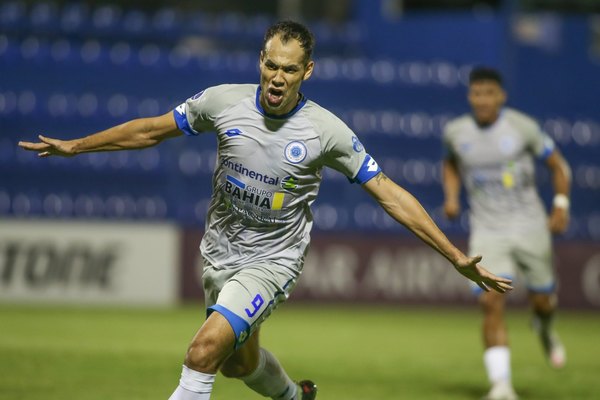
[1, 303, 599, 400]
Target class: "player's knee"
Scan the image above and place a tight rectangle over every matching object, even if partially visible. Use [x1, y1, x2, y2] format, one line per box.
[480, 292, 505, 314]
[530, 293, 556, 314]
[184, 337, 223, 373]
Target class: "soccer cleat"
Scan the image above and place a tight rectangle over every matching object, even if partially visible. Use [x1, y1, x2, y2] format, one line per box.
[297, 379, 317, 400]
[532, 317, 566, 369]
[546, 334, 566, 369]
[482, 381, 518, 400]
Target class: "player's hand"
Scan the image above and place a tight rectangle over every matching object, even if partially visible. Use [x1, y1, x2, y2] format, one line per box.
[443, 199, 460, 219]
[453, 255, 513, 293]
[18, 135, 77, 157]
[548, 207, 569, 234]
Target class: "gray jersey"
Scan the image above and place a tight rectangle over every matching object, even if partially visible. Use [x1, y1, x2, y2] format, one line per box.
[443, 108, 555, 235]
[173, 84, 381, 272]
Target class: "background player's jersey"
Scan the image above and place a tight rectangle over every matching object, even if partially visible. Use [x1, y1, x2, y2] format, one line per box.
[443, 108, 555, 235]
[174, 84, 380, 272]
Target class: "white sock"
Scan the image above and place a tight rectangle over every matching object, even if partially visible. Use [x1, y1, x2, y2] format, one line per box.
[168, 365, 216, 400]
[242, 348, 298, 400]
[483, 346, 512, 385]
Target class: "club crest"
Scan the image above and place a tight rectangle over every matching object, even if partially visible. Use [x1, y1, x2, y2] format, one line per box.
[284, 141, 307, 164]
[352, 136, 364, 152]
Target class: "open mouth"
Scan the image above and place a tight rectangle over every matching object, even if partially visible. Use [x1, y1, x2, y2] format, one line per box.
[266, 87, 284, 106]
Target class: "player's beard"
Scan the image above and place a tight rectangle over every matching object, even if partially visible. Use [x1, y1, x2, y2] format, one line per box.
[474, 107, 499, 126]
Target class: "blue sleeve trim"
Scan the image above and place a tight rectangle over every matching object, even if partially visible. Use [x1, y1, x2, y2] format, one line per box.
[351, 154, 382, 185]
[207, 304, 250, 348]
[172, 105, 199, 136]
[538, 136, 555, 161]
[539, 144, 554, 161]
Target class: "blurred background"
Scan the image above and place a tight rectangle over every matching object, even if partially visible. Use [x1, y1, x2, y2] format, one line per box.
[1, 0, 599, 309]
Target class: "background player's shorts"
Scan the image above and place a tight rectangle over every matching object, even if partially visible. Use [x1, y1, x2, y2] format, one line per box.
[469, 228, 555, 294]
[202, 259, 299, 348]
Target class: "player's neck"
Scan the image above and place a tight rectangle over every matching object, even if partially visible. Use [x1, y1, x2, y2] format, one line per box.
[474, 113, 501, 128]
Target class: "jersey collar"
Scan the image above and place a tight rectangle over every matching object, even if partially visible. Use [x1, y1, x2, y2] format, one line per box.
[473, 108, 506, 132]
[255, 86, 307, 120]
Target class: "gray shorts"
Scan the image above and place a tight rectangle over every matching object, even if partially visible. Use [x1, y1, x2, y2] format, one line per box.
[202, 259, 299, 348]
[469, 229, 555, 294]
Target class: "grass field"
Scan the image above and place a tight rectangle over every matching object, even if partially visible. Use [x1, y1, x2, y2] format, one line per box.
[1, 303, 599, 400]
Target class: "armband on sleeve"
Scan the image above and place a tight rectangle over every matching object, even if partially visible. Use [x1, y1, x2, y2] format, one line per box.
[173, 103, 199, 136]
[352, 154, 382, 184]
[538, 136, 555, 160]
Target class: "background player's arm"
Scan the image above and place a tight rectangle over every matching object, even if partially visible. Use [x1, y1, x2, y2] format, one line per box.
[545, 148, 571, 234]
[442, 157, 462, 219]
[18, 111, 181, 157]
[362, 172, 512, 293]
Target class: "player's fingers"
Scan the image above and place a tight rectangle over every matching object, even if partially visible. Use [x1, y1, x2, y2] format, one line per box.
[495, 276, 512, 284]
[490, 284, 505, 293]
[491, 280, 513, 292]
[18, 141, 50, 151]
[486, 278, 507, 293]
[493, 285, 506, 294]
[17, 141, 33, 149]
[479, 267, 511, 284]
[38, 135, 58, 146]
[476, 280, 490, 292]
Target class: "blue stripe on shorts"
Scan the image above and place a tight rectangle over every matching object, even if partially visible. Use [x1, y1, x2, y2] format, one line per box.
[207, 304, 251, 348]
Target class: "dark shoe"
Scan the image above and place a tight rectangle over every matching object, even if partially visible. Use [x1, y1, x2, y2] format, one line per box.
[298, 379, 317, 400]
[532, 317, 566, 369]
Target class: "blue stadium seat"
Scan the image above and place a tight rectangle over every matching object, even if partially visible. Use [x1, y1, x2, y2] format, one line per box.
[0, 1, 26, 31]
[152, 7, 180, 36]
[29, 1, 59, 34]
[49, 38, 74, 63]
[60, 2, 89, 34]
[137, 43, 161, 67]
[0, 91, 18, 116]
[122, 9, 148, 36]
[42, 192, 73, 217]
[73, 193, 104, 218]
[136, 195, 168, 219]
[11, 191, 42, 217]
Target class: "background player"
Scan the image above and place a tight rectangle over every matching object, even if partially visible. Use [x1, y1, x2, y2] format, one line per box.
[442, 67, 571, 400]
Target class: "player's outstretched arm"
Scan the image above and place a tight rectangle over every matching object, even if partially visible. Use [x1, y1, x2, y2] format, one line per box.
[362, 172, 513, 293]
[18, 111, 181, 157]
[545, 149, 571, 234]
[442, 158, 462, 219]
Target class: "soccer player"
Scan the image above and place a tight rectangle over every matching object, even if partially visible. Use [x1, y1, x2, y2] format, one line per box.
[19, 21, 512, 400]
[441, 67, 571, 400]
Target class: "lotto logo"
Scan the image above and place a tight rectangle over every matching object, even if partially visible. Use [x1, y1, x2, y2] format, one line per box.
[367, 157, 379, 172]
[225, 128, 243, 137]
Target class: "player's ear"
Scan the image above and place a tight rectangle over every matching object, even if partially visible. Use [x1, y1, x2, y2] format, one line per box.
[500, 88, 507, 104]
[303, 60, 314, 81]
